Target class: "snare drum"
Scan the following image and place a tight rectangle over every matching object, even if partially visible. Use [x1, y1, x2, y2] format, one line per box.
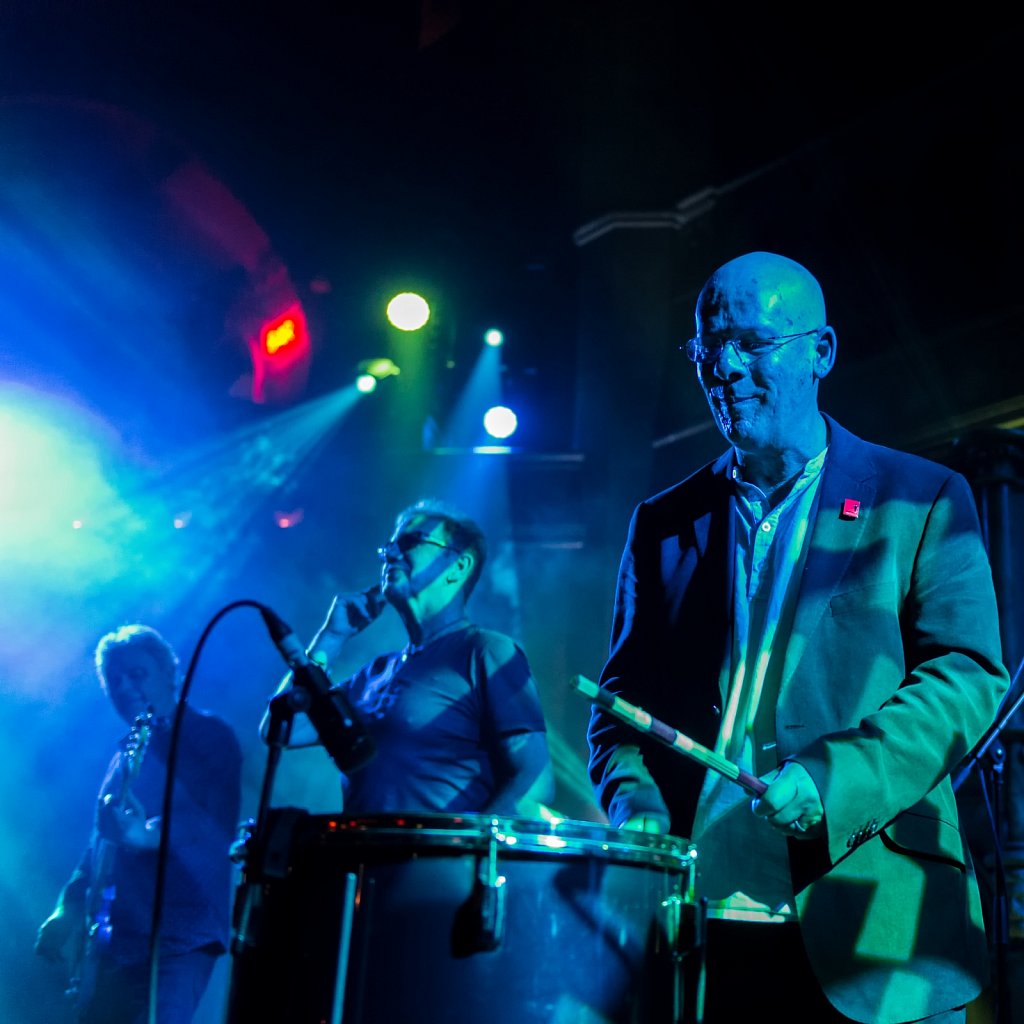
[227, 809, 700, 1024]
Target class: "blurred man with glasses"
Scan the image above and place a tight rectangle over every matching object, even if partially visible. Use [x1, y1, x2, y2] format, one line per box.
[262, 498, 554, 817]
[587, 251, 1008, 1023]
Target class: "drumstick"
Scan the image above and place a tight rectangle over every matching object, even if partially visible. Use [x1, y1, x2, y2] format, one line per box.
[573, 674, 768, 797]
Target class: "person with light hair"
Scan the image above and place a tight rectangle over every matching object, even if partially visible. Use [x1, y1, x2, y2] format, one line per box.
[36, 624, 241, 1024]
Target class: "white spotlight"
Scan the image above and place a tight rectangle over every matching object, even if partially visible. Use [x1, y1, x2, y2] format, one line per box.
[483, 405, 517, 440]
[386, 292, 430, 331]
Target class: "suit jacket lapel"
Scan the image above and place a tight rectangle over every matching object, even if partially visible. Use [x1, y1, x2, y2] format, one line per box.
[780, 421, 877, 698]
[693, 449, 733, 559]
[700, 452, 737, 711]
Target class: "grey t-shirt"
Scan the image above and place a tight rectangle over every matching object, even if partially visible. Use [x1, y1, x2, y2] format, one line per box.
[335, 620, 547, 814]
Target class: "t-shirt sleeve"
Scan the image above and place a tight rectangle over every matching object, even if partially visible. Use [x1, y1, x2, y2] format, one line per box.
[473, 630, 548, 736]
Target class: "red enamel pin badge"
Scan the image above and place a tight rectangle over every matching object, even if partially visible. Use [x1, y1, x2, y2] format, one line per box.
[840, 498, 861, 520]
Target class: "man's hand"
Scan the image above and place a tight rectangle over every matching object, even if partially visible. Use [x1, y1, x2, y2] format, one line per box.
[750, 761, 824, 839]
[97, 791, 160, 850]
[35, 904, 81, 964]
[320, 587, 385, 642]
[484, 731, 556, 817]
[621, 814, 670, 834]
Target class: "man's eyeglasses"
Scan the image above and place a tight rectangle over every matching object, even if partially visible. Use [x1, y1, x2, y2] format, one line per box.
[377, 531, 461, 561]
[682, 328, 822, 365]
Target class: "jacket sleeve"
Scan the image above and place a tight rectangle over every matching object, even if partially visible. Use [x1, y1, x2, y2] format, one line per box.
[587, 501, 672, 830]
[795, 471, 1010, 866]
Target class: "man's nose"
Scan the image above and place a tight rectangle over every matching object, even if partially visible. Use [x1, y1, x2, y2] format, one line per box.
[703, 340, 745, 380]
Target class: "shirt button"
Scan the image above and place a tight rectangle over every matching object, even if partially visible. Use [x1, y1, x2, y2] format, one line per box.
[760, 521, 772, 533]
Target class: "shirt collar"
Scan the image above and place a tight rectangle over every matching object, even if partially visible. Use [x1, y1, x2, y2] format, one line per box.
[729, 445, 828, 503]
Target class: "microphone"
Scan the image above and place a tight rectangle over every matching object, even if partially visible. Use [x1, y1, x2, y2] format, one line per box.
[259, 605, 376, 773]
[364, 583, 387, 620]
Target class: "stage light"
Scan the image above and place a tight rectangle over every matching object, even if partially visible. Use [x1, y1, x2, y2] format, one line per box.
[483, 405, 517, 440]
[265, 319, 293, 354]
[260, 307, 308, 357]
[356, 374, 378, 393]
[357, 357, 401, 380]
[249, 302, 312, 404]
[483, 328, 504, 347]
[386, 292, 430, 331]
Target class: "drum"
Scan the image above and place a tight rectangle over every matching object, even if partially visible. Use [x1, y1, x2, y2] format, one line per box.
[226, 809, 702, 1024]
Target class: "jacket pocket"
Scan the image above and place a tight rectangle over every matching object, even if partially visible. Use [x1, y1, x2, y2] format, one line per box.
[881, 810, 966, 870]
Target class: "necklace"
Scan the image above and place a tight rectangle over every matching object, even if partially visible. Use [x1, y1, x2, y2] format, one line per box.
[399, 618, 470, 663]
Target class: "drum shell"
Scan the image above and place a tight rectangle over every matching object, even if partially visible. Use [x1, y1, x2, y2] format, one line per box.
[227, 811, 696, 1024]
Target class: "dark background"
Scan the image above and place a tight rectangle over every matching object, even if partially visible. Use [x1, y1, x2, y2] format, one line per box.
[2, 3, 1022, 1021]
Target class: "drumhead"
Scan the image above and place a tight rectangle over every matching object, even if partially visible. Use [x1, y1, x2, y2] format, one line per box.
[294, 810, 695, 870]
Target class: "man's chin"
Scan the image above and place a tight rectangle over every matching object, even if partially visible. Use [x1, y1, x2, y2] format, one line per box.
[715, 414, 754, 446]
[382, 577, 409, 602]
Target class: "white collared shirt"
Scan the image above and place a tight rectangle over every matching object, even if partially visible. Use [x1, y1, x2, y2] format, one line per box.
[691, 445, 828, 921]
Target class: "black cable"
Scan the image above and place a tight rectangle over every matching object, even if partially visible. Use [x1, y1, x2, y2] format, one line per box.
[147, 599, 266, 1024]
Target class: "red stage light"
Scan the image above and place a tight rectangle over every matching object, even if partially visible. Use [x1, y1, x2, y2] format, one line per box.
[249, 303, 312, 403]
[260, 308, 305, 358]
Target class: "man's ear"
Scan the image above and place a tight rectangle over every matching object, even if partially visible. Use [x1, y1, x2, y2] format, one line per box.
[448, 551, 474, 586]
[813, 326, 837, 381]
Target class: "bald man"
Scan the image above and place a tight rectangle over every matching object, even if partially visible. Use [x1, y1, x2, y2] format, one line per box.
[587, 252, 1008, 1023]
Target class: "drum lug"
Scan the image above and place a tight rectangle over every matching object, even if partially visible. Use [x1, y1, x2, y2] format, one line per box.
[475, 832, 507, 951]
[452, 829, 507, 955]
[474, 880, 506, 952]
[665, 892, 706, 958]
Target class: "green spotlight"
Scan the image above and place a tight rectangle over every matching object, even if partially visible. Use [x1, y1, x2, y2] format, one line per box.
[386, 292, 430, 331]
[484, 328, 504, 347]
[357, 357, 401, 379]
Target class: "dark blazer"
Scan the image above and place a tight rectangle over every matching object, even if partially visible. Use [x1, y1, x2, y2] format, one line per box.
[587, 415, 1009, 1022]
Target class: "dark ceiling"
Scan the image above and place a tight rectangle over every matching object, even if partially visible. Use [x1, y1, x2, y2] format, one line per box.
[2, 2, 1022, 464]
[2, 18, 1024, 1020]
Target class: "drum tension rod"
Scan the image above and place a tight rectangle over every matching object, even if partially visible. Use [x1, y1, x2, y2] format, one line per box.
[474, 826, 507, 951]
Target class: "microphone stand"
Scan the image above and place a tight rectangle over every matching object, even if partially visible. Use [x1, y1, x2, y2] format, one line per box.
[953, 653, 1024, 1024]
[227, 605, 381, 1022]
[252, 688, 307, 844]
[225, 688, 313, 1023]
